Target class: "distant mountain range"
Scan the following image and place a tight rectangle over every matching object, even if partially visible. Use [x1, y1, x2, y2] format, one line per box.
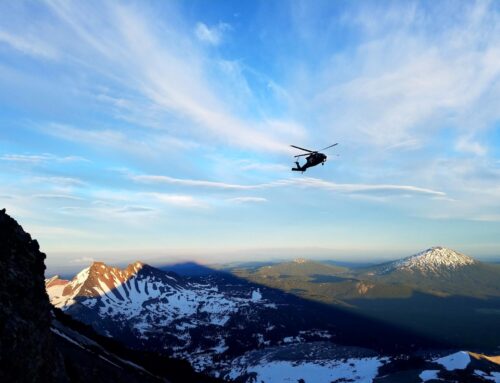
[232, 246, 500, 299]
[44, 245, 500, 381]
[231, 246, 500, 351]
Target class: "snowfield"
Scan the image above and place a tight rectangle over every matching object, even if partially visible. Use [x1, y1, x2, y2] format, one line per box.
[226, 357, 387, 383]
[45, 261, 287, 364]
[46, 264, 276, 336]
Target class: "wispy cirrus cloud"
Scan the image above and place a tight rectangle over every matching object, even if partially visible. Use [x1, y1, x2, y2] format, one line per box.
[130, 172, 444, 197]
[294, 1, 500, 150]
[0, 30, 59, 59]
[115, 206, 155, 214]
[33, 1, 302, 154]
[288, 177, 446, 197]
[32, 176, 86, 187]
[33, 194, 84, 201]
[38, 123, 199, 159]
[454, 135, 487, 156]
[229, 197, 268, 203]
[194, 22, 231, 45]
[131, 174, 265, 190]
[0, 153, 88, 164]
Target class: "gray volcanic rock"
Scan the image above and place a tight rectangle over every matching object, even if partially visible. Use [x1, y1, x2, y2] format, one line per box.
[0, 208, 66, 383]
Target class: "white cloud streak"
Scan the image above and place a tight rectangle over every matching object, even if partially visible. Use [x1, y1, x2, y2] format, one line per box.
[0, 153, 87, 164]
[0, 30, 58, 59]
[33, 194, 84, 201]
[288, 177, 446, 197]
[132, 174, 264, 190]
[131, 173, 445, 197]
[144, 193, 207, 208]
[32, 176, 86, 187]
[229, 197, 268, 203]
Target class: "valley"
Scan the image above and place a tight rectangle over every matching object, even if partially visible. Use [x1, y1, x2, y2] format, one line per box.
[45, 246, 500, 382]
[230, 247, 500, 350]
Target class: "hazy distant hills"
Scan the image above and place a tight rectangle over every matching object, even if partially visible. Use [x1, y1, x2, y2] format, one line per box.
[244, 258, 348, 277]
[233, 246, 500, 300]
[231, 246, 500, 350]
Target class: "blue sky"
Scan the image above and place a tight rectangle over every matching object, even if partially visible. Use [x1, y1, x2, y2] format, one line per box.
[1, 0, 500, 270]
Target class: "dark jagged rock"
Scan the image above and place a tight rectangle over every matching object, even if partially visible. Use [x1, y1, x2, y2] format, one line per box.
[0, 209, 224, 383]
[0, 209, 66, 383]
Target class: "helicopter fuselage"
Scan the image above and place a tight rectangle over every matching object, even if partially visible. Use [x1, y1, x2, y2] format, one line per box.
[292, 152, 327, 172]
[290, 143, 337, 173]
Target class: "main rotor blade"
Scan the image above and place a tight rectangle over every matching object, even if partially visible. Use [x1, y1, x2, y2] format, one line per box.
[319, 143, 338, 151]
[291, 145, 314, 153]
[294, 153, 315, 158]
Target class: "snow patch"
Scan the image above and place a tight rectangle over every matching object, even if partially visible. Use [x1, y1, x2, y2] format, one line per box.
[434, 351, 470, 371]
[474, 370, 500, 382]
[419, 370, 440, 381]
[251, 289, 262, 301]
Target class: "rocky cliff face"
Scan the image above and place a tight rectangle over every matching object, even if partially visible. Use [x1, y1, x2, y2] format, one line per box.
[0, 208, 66, 382]
[0, 209, 223, 383]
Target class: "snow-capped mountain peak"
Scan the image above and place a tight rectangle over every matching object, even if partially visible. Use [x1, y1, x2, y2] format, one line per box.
[45, 261, 282, 364]
[381, 246, 476, 274]
[45, 261, 174, 308]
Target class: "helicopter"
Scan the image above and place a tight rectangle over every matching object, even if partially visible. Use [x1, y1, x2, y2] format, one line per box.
[291, 143, 338, 172]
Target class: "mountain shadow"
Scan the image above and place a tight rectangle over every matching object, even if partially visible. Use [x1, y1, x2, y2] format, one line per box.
[347, 292, 500, 352]
[229, 252, 500, 353]
[47, 259, 455, 365]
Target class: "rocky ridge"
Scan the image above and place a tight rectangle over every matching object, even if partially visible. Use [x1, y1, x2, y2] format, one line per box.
[0, 208, 66, 382]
